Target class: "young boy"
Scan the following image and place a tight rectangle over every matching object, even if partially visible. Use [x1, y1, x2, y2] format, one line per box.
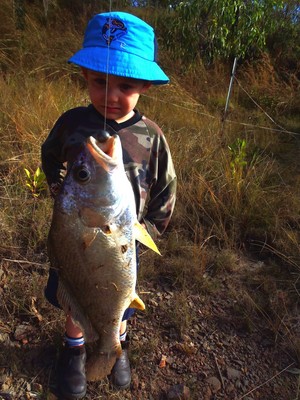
[41, 11, 176, 399]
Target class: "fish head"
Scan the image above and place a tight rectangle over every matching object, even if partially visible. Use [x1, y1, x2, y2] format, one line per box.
[55, 133, 135, 229]
[71, 133, 123, 182]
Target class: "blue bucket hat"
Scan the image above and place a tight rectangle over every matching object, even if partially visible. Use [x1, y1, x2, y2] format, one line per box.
[68, 11, 169, 85]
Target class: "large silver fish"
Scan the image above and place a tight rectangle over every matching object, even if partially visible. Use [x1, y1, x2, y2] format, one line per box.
[47, 133, 159, 381]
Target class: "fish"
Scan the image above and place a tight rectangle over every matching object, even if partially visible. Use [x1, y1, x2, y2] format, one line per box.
[47, 132, 160, 381]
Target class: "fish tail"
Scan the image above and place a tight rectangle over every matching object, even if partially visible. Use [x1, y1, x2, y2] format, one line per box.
[86, 345, 122, 382]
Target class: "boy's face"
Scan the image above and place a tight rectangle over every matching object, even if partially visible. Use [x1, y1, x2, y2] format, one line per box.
[82, 69, 151, 123]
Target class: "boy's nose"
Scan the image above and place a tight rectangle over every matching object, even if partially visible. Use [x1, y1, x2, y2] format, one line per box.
[106, 87, 118, 102]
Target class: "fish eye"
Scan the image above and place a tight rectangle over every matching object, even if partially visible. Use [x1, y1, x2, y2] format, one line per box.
[73, 166, 91, 183]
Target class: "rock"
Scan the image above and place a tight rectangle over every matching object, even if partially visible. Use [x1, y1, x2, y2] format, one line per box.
[206, 376, 222, 393]
[167, 384, 190, 399]
[226, 366, 242, 380]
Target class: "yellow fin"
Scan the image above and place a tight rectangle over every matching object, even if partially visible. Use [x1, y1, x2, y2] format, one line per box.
[129, 295, 146, 311]
[133, 221, 161, 255]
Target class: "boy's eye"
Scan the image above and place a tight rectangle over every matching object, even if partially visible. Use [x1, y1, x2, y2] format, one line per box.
[94, 78, 106, 85]
[120, 84, 133, 91]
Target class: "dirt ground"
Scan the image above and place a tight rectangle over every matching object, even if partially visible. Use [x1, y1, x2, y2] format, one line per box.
[0, 254, 299, 400]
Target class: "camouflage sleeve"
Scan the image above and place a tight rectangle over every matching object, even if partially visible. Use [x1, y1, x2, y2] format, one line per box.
[142, 125, 177, 238]
[41, 115, 67, 197]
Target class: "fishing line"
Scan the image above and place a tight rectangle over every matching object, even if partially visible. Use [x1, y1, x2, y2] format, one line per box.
[104, 0, 113, 130]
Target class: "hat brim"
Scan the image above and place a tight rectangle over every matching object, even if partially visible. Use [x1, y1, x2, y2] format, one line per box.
[68, 47, 169, 85]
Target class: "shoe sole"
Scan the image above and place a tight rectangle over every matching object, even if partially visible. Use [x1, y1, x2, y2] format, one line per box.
[111, 380, 131, 390]
[60, 390, 87, 400]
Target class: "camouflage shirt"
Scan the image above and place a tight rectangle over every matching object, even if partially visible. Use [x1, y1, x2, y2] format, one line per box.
[41, 104, 176, 238]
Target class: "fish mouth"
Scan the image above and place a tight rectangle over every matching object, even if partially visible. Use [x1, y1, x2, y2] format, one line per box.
[87, 135, 121, 170]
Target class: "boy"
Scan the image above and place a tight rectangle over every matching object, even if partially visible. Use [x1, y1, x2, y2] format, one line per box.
[41, 11, 176, 399]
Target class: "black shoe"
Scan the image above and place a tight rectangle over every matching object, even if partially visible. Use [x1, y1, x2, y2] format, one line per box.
[110, 340, 131, 390]
[58, 345, 87, 399]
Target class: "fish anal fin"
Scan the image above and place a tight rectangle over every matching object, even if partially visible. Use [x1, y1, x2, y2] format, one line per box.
[133, 221, 161, 255]
[129, 295, 145, 311]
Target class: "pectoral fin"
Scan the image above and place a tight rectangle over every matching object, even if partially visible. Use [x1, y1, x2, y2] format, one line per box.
[129, 295, 146, 311]
[133, 221, 161, 255]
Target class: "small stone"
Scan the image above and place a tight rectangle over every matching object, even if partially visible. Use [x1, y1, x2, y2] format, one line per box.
[226, 366, 242, 380]
[167, 384, 190, 399]
[206, 376, 221, 393]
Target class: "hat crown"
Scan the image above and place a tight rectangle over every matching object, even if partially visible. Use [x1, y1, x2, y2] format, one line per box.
[83, 12, 155, 62]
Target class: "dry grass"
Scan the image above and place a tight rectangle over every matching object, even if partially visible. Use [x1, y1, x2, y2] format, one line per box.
[0, 1, 300, 397]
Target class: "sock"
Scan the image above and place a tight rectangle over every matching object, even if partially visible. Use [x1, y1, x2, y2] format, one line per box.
[64, 334, 85, 348]
[119, 331, 127, 342]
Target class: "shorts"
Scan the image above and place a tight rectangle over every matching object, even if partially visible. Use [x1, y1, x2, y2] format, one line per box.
[44, 246, 140, 322]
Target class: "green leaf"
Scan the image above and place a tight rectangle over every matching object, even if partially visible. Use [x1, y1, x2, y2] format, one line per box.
[24, 168, 31, 179]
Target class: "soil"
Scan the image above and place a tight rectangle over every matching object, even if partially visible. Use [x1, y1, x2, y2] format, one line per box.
[0, 254, 299, 400]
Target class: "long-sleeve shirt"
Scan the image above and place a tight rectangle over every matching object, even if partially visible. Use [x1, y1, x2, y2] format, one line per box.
[41, 104, 176, 238]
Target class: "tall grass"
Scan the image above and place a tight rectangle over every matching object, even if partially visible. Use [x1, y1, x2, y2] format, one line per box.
[0, 0, 300, 382]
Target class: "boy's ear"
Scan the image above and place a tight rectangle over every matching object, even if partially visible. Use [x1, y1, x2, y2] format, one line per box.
[142, 82, 152, 93]
[81, 67, 88, 80]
